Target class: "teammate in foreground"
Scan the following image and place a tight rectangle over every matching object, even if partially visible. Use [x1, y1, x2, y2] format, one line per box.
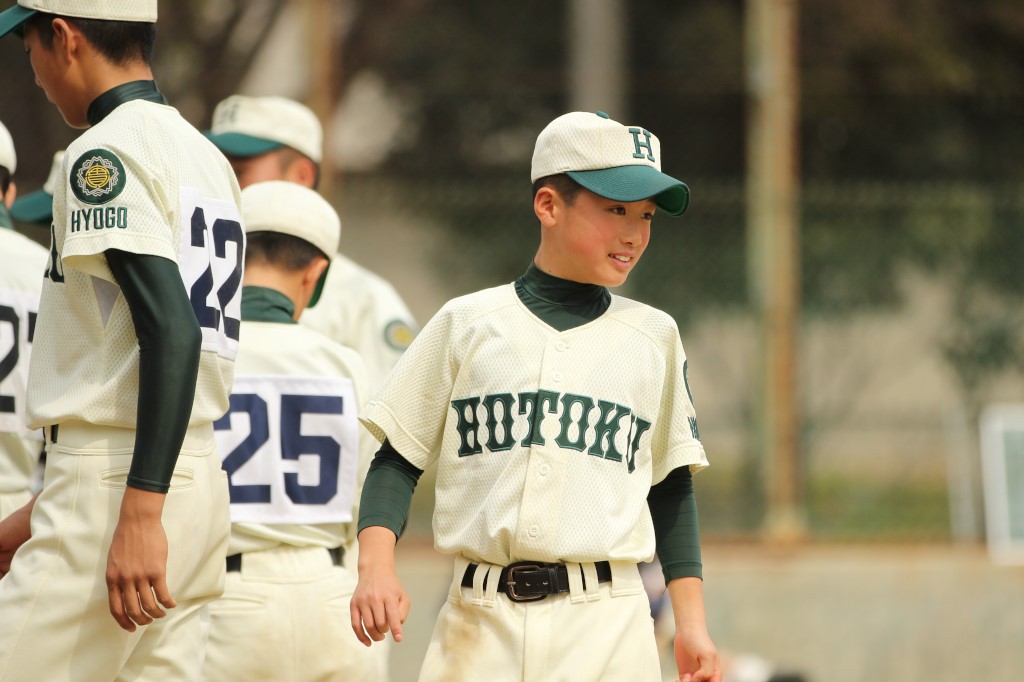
[0, 119, 47, 522]
[0, 2, 242, 678]
[350, 111, 721, 682]
[202, 181, 387, 681]
[10, 148, 64, 226]
[205, 95, 418, 389]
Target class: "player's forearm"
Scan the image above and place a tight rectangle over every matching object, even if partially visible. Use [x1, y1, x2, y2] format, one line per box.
[106, 250, 202, 493]
[356, 525, 399, 574]
[667, 576, 710, 634]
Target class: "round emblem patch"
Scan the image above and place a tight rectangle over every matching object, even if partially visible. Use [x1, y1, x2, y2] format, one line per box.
[384, 319, 416, 351]
[70, 149, 126, 205]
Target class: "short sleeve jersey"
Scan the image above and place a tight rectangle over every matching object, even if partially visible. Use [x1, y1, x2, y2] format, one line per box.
[224, 319, 374, 555]
[26, 97, 243, 429]
[0, 228, 47, 492]
[360, 283, 708, 567]
[299, 254, 417, 391]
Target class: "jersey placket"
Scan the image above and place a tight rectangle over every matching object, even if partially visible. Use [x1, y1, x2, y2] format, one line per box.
[513, 333, 572, 560]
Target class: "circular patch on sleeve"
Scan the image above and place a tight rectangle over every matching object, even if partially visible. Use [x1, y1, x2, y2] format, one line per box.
[70, 149, 127, 205]
[383, 319, 416, 351]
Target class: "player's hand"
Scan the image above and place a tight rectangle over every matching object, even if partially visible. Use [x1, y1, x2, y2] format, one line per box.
[0, 495, 36, 577]
[674, 624, 722, 682]
[350, 526, 410, 647]
[106, 487, 176, 632]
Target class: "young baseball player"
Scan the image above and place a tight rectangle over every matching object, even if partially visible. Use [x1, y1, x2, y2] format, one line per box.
[0, 3, 242, 679]
[205, 95, 418, 390]
[0, 119, 48, 522]
[202, 180, 387, 681]
[350, 111, 721, 682]
[9, 148, 64, 226]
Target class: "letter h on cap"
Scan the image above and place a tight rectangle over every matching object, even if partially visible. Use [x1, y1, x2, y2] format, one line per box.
[629, 127, 655, 162]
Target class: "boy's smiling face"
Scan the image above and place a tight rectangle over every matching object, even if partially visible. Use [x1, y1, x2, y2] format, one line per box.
[535, 186, 654, 287]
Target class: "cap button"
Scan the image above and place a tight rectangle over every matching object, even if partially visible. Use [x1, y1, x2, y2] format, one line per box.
[595, 111, 610, 119]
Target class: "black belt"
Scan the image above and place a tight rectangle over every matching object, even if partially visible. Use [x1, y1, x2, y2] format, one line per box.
[226, 546, 344, 572]
[461, 560, 612, 602]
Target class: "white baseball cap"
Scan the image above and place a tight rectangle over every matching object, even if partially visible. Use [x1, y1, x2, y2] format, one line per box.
[11, 149, 64, 224]
[531, 111, 690, 216]
[0, 119, 15, 173]
[241, 181, 340, 258]
[241, 181, 338, 307]
[207, 96, 323, 164]
[0, 0, 157, 38]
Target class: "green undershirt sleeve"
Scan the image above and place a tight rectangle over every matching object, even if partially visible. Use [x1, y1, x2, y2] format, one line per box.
[649, 465, 703, 582]
[106, 249, 202, 494]
[357, 439, 424, 538]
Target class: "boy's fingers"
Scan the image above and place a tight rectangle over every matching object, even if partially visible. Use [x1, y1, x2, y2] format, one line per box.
[153, 576, 176, 610]
[107, 584, 136, 632]
[350, 603, 369, 646]
[386, 597, 404, 642]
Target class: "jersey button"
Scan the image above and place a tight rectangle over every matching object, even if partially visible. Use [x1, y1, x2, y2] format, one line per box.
[555, 341, 568, 352]
[528, 525, 540, 538]
[538, 463, 550, 476]
[552, 371, 563, 382]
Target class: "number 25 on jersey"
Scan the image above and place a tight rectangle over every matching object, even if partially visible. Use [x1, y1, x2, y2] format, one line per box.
[213, 375, 360, 526]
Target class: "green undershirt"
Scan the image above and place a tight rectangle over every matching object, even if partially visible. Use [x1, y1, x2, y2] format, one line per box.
[240, 285, 297, 324]
[106, 250, 201, 493]
[359, 263, 702, 581]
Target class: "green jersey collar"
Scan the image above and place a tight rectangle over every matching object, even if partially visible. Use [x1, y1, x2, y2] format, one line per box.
[514, 263, 611, 331]
[87, 80, 169, 127]
[240, 286, 297, 324]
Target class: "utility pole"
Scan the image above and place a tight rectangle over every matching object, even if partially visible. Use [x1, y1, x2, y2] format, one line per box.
[745, 0, 805, 542]
[568, 0, 626, 119]
[308, 0, 337, 195]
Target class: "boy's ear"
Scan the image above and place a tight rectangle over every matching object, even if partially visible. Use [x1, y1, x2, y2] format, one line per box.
[302, 255, 330, 290]
[534, 186, 559, 227]
[50, 17, 78, 62]
[3, 181, 16, 209]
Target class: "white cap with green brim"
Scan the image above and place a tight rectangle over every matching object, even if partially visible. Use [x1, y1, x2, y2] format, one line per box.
[206, 95, 323, 164]
[240, 181, 339, 307]
[11, 149, 64, 224]
[531, 111, 690, 216]
[0, 0, 157, 38]
[0, 119, 15, 173]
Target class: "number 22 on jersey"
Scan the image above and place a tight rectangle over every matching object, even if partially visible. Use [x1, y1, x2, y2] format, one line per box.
[213, 375, 360, 525]
[178, 186, 244, 361]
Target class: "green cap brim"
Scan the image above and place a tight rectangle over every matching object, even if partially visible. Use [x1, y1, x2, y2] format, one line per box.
[10, 189, 53, 225]
[204, 131, 283, 159]
[307, 263, 330, 308]
[0, 5, 35, 39]
[567, 165, 690, 216]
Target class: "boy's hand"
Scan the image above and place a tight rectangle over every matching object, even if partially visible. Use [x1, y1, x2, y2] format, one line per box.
[105, 487, 176, 632]
[350, 526, 409, 646]
[0, 495, 36, 576]
[674, 625, 721, 682]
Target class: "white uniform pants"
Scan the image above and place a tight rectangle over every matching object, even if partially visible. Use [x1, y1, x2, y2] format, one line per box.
[418, 557, 660, 682]
[0, 423, 230, 681]
[203, 545, 390, 681]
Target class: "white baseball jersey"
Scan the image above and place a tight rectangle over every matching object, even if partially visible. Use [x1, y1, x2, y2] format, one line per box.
[0, 228, 47, 499]
[360, 283, 708, 567]
[299, 253, 417, 390]
[216, 319, 375, 555]
[26, 99, 243, 429]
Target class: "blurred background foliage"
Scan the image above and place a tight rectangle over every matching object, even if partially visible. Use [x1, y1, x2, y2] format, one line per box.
[3, 0, 1024, 543]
